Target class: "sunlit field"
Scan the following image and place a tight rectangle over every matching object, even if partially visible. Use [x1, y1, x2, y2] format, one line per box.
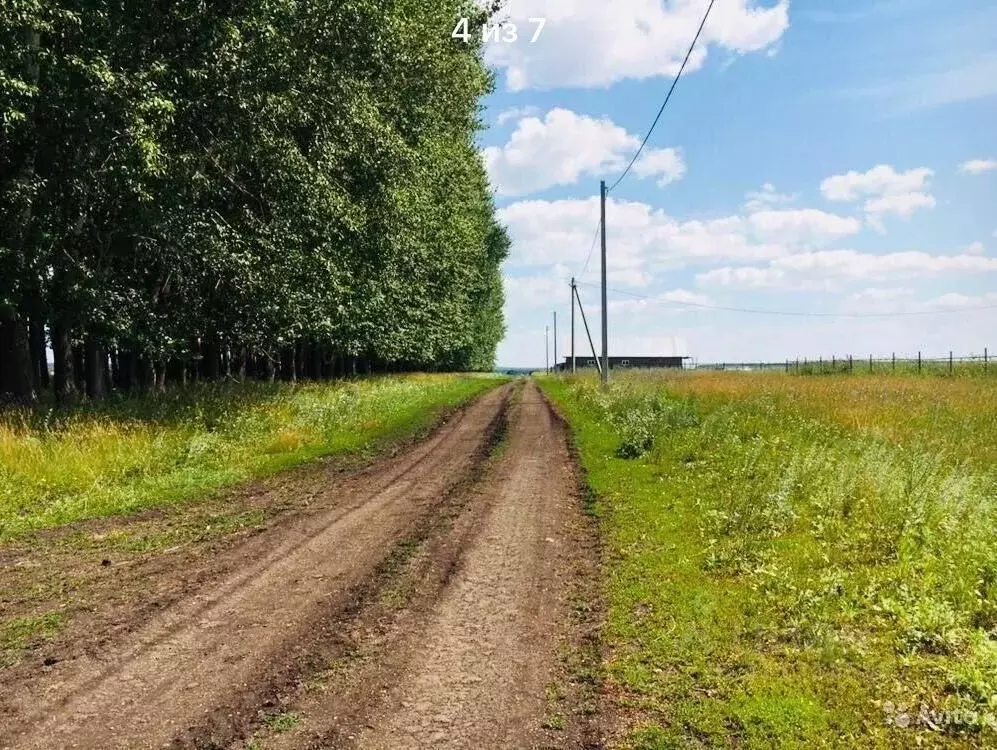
[0, 374, 503, 540]
[542, 370, 997, 748]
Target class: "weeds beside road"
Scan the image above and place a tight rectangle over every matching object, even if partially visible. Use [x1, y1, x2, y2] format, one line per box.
[542, 370, 997, 748]
[0, 374, 504, 540]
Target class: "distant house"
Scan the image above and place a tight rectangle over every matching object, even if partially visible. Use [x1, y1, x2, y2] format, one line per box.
[555, 355, 690, 372]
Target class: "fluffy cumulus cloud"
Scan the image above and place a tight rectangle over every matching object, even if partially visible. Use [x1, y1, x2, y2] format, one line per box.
[965, 241, 986, 255]
[743, 182, 796, 212]
[497, 197, 861, 276]
[820, 164, 936, 231]
[495, 105, 539, 125]
[958, 158, 997, 175]
[482, 108, 685, 197]
[746, 209, 860, 246]
[484, 0, 790, 91]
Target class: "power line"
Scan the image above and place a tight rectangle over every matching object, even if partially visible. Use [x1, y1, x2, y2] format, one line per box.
[573, 281, 997, 319]
[579, 217, 602, 277]
[606, 0, 716, 193]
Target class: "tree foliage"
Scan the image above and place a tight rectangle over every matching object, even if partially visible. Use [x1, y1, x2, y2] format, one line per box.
[0, 0, 508, 402]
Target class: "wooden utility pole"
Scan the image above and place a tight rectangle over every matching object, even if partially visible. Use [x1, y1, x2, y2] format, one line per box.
[600, 180, 609, 384]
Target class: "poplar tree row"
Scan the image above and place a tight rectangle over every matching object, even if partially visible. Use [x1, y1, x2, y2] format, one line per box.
[0, 0, 508, 403]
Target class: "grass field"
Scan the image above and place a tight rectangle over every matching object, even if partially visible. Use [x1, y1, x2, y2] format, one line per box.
[541, 371, 997, 748]
[0, 374, 503, 541]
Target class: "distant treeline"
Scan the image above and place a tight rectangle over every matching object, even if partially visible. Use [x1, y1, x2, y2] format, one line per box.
[0, 1, 508, 403]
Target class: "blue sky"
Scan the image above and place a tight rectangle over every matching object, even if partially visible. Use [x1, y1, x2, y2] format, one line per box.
[476, 0, 997, 368]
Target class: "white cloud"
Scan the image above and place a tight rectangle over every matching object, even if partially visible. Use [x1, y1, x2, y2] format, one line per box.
[959, 158, 997, 175]
[774, 250, 997, 278]
[483, 108, 685, 197]
[630, 148, 688, 188]
[862, 191, 936, 218]
[846, 287, 914, 303]
[821, 164, 935, 230]
[484, 0, 790, 92]
[497, 198, 862, 280]
[840, 287, 915, 313]
[697, 250, 997, 290]
[608, 268, 652, 287]
[821, 165, 933, 201]
[923, 292, 997, 310]
[743, 182, 796, 212]
[503, 267, 572, 310]
[495, 105, 540, 126]
[965, 241, 985, 255]
[747, 209, 861, 246]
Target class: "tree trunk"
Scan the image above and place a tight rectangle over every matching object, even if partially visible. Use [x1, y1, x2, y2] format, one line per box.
[52, 322, 77, 402]
[109, 347, 120, 390]
[102, 348, 112, 395]
[0, 317, 36, 403]
[294, 340, 306, 381]
[201, 338, 220, 380]
[72, 344, 85, 392]
[28, 318, 49, 390]
[281, 347, 296, 382]
[84, 338, 106, 400]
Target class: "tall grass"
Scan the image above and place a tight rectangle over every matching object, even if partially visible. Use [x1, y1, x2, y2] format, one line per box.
[542, 371, 997, 747]
[0, 374, 503, 540]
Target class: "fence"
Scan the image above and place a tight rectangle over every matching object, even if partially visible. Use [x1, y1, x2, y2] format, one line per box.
[689, 349, 993, 376]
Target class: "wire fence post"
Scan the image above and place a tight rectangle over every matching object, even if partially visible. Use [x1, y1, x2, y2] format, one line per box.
[918, 351, 922, 374]
[949, 351, 953, 376]
[892, 352, 895, 373]
[848, 355, 853, 373]
[986, 347, 989, 375]
[869, 354, 873, 373]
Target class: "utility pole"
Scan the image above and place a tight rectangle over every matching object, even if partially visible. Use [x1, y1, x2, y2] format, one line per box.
[545, 325, 549, 374]
[600, 180, 609, 384]
[553, 311, 558, 374]
[570, 278, 576, 373]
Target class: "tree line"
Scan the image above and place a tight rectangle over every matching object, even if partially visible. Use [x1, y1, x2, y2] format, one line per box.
[0, 0, 508, 403]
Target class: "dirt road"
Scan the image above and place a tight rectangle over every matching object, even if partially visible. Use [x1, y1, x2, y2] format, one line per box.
[0, 380, 601, 749]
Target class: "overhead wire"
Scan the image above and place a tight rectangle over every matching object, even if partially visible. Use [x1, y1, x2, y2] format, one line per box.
[606, 0, 717, 193]
[579, 217, 602, 277]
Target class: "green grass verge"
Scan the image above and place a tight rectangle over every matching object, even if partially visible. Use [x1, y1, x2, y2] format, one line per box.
[1, 611, 65, 667]
[0, 374, 505, 540]
[540, 373, 997, 749]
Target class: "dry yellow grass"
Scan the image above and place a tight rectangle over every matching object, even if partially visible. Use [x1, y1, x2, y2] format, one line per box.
[641, 371, 997, 468]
